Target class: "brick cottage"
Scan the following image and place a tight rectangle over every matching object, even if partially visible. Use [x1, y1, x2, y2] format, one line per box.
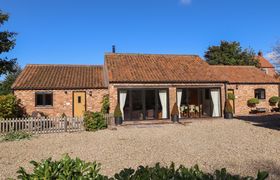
[12, 52, 279, 121]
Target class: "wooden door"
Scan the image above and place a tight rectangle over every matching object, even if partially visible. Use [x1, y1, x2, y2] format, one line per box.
[73, 92, 86, 117]
[227, 89, 235, 113]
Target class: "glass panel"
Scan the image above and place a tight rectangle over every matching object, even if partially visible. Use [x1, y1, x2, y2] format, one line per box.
[45, 94, 53, 106]
[78, 96, 81, 103]
[36, 94, 44, 106]
[145, 90, 156, 120]
[201, 89, 212, 117]
[132, 90, 143, 120]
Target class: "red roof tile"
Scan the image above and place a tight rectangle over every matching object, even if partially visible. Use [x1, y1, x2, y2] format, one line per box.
[105, 53, 220, 83]
[12, 64, 107, 90]
[256, 55, 274, 68]
[210, 65, 279, 83]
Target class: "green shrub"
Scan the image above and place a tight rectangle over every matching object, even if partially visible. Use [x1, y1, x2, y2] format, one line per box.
[114, 104, 122, 118]
[247, 98, 260, 108]
[269, 96, 280, 106]
[16, 155, 269, 180]
[224, 99, 233, 113]
[227, 93, 235, 100]
[17, 154, 107, 179]
[101, 94, 110, 114]
[83, 111, 107, 131]
[1, 131, 32, 142]
[171, 103, 179, 116]
[0, 94, 25, 119]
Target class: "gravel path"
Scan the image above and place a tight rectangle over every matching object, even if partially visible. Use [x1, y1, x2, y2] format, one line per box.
[1, 119, 280, 179]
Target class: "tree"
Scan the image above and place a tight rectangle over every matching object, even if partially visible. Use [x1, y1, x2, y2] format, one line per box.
[205, 41, 259, 67]
[0, 64, 21, 95]
[0, 10, 17, 76]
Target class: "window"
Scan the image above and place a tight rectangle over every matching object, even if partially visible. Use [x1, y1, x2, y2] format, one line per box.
[35, 92, 53, 106]
[255, 89, 266, 100]
[78, 96, 81, 103]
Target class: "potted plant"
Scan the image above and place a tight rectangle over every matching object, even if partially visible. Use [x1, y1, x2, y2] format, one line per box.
[171, 103, 179, 123]
[114, 104, 123, 125]
[269, 96, 280, 112]
[247, 98, 260, 113]
[227, 93, 235, 101]
[224, 99, 233, 119]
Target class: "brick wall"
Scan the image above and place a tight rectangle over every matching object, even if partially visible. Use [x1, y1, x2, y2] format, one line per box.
[14, 89, 108, 117]
[226, 84, 279, 115]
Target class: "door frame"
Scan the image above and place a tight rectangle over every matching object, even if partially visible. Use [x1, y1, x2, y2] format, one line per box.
[117, 88, 170, 121]
[72, 91, 87, 117]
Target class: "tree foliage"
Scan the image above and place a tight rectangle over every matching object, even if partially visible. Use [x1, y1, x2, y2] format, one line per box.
[205, 41, 259, 66]
[0, 10, 17, 76]
[0, 94, 25, 118]
[0, 64, 21, 95]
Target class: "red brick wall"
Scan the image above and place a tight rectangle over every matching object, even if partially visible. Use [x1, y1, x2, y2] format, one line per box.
[226, 84, 279, 115]
[14, 89, 108, 117]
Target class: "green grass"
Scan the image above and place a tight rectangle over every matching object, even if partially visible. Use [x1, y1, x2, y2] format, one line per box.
[0, 131, 32, 142]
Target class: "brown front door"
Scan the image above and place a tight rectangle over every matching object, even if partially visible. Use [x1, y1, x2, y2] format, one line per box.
[73, 92, 86, 117]
[227, 89, 235, 113]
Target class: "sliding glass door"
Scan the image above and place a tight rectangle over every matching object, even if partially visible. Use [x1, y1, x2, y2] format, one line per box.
[120, 89, 169, 121]
[177, 88, 221, 118]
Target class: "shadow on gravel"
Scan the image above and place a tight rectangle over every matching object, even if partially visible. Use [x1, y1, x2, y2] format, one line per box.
[236, 114, 280, 131]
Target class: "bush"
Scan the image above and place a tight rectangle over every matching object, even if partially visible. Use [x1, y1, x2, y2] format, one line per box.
[269, 96, 280, 106]
[1, 131, 32, 142]
[114, 163, 268, 180]
[101, 94, 110, 114]
[0, 94, 25, 119]
[17, 154, 107, 179]
[16, 156, 269, 180]
[83, 111, 107, 131]
[247, 98, 260, 108]
[227, 93, 235, 100]
[171, 103, 179, 116]
[114, 104, 122, 118]
[224, 99, 233, 113]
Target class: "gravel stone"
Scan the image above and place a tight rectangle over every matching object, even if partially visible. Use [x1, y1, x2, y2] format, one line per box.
[0, 119, 280, 179]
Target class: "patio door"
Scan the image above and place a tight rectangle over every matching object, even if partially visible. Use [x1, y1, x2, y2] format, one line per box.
[73, 92, 86, 117]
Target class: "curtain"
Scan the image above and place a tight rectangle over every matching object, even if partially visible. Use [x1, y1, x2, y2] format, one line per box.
[177, 89, 182, 118]
[119, 90, 127, 119]
[159, 90, 167, 119]
[210, 89, 221, 117]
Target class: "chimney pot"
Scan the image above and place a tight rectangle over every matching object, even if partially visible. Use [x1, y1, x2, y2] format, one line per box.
[112, 45, 116, 53]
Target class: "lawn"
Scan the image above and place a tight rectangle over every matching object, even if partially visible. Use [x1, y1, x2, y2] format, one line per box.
[0, 119, 280, 179]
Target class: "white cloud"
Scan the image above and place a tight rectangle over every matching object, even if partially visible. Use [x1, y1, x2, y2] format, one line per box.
[180, 0, 192, 6]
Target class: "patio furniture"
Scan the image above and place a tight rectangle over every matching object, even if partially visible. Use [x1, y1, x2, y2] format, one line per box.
[256, 108, 267, 113]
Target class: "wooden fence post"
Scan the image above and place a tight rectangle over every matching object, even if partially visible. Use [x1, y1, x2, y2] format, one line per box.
[64, 117, 67, 132]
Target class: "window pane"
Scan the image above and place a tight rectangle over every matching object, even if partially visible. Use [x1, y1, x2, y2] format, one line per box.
[45, 94, 53, 105]
[36, 94, 44, 106]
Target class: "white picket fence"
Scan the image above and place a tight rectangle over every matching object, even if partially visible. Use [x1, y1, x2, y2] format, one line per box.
[0, 117, 84, 134]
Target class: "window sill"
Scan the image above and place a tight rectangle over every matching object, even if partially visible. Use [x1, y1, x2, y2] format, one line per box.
[35, 106, 54, 109]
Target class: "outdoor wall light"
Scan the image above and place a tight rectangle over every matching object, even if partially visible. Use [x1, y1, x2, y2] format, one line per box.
[89, 91, 92, 96]
[236, 84, 239, 90]
[64, 91, 68, 94]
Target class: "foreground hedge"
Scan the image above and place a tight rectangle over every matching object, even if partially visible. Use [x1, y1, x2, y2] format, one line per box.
[16, 154, 268, 180]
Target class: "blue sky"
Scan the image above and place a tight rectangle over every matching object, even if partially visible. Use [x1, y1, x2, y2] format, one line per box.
[1, 0, 280, 67]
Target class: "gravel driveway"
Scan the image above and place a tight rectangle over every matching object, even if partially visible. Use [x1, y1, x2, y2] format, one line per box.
[1, 119, 280, 179]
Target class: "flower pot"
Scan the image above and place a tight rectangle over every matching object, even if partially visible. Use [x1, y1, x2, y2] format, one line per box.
[115, 117, 123, 125]
[224, 112, 233, 119]
[171, 115, 179, 123]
